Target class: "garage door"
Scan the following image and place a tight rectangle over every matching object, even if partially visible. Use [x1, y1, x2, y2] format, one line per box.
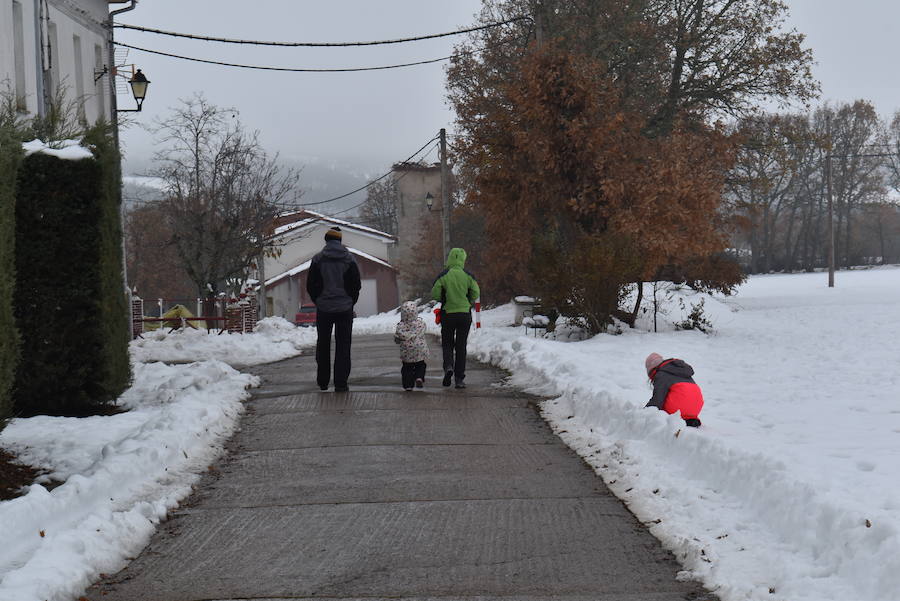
[356, 279, 378, 317]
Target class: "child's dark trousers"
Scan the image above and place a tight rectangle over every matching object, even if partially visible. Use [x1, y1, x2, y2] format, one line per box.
[401, 361, 426, 389]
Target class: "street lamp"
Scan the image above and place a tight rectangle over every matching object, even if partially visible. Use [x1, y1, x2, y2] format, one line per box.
[424, 192, 434, 210]
[118, 69, 150, 112]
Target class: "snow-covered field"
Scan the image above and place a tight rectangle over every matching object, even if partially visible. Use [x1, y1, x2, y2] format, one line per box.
[1, 268, 898, 601]
[468, 267, 900, 601]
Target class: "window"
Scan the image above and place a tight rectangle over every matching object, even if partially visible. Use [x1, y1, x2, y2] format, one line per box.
[12, 1, 27, 111]
[94, 44, 105, 119]
[48, 21, 59, 97]
[73, 34, 84, 120]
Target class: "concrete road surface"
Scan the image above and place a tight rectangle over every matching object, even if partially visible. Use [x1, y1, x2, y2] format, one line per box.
[86, 333, 716, 601]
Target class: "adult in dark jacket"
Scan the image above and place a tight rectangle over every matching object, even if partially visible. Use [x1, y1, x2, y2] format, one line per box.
[306, 227, 361, 392]
[644, 352, 704, 427]
[431, 247, 480, 389]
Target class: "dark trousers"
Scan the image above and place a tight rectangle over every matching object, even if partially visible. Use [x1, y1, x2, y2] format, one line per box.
[441, 312, 472, 381]
[401, 361, 426, 389]
[315, 310, 353, 389]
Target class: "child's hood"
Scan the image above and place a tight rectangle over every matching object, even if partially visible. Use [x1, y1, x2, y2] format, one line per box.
[656, 358, 694, 379]
[445, 247, 467, 269]
[399, 301, 419, 323]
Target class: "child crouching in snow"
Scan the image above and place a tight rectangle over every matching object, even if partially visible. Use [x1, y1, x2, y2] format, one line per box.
[395, 301, 428, 391]
[645, 353, 704, 427]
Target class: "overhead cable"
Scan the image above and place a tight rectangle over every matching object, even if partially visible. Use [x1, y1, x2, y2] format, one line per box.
[279, 136, 440, 210]
[114, 33, 530, 73]
[114, 16, 531, 47]
[329, 142, 441, 217]
[114, 42, 452, 72]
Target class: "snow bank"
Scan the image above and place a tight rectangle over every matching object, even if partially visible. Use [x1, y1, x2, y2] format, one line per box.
[469, 267, 900, 601]
[0, 361, 256, 601]
[21, 139, 93, 161]
[131, 316, 315, 366]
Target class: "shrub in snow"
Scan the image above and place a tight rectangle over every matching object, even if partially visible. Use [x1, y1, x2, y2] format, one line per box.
[12, 126, 130, 416]
[674, 298, 714, 333]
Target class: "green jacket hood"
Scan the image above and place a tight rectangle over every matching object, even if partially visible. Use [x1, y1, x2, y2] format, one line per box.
[446, 248, 467, 269]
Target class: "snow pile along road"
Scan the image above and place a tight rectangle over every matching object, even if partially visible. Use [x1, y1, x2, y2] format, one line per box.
[131, 315, 315, 366]
[468, 267, 900, 601]
[0, 362, 256, 601]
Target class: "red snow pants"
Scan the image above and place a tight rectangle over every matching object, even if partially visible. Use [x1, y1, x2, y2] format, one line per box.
[663, 382, 704, 419]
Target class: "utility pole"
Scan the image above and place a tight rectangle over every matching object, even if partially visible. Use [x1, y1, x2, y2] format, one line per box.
[826, 114, 835, 288]
[534, 0, 544, 48]
[439, 128, 451, 260]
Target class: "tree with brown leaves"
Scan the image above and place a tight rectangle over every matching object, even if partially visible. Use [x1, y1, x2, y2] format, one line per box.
[454, 45, 739, 331]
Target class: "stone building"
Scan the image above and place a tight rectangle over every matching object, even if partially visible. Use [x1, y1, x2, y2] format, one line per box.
[391, 162, 444, 300]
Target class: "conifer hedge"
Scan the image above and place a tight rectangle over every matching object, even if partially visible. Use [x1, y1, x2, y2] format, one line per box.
[13, 129, 131, 415]
[0, 132, 22, 429]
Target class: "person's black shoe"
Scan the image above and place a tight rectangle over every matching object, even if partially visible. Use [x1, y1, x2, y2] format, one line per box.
[685, 418, 701, 428]
[334, 385, 349, 393]
[403, 387, 413, 392]
[442, 370, 453, 387]
[454, 381, 466, 389]
[319, 384, 328, 391]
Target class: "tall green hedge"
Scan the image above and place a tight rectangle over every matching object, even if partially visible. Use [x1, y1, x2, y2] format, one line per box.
[13, 130, 131, 415]
[0, 131, 22, 429]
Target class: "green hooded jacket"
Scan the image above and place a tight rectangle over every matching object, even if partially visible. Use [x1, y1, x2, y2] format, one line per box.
[431, 248, 480, 314]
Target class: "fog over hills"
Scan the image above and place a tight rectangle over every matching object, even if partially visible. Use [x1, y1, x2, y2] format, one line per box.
[123, 155, 381, 219]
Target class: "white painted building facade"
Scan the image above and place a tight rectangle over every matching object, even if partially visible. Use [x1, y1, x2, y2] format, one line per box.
[0, 0, 133, 124]
[261, 211, 399, 320]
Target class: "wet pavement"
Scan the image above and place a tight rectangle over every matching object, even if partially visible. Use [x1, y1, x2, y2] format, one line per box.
[85, 333, 715, 601]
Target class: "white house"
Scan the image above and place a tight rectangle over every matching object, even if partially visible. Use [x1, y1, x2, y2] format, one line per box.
[1, 0, 136, 124]
[261, 210, 399, 319]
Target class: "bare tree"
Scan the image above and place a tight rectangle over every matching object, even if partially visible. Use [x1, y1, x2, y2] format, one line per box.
[150, 94, 300, 295]
[822, 101, 886, 267]
[728, 114, 803, 272]
[358, 178, 398, 235]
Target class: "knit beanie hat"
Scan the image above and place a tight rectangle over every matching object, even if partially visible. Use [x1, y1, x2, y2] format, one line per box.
[324, 226, 342, 241]
[645, 352, 664, 375]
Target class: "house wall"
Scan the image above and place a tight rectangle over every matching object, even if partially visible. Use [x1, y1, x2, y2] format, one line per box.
[267, 257, 399, 321]
[392, 165, 442, 299]
[0, 0, 112, 124]
[265, 222, 391, 280]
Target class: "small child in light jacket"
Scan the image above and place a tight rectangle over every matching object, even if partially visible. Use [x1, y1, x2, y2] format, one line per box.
[645, 352, 704, 427]
[394, 301, 429, 391]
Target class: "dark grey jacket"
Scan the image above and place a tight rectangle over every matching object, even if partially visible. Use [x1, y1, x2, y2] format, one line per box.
[306, 240, 361, 314]
[646, 359, 696, 409]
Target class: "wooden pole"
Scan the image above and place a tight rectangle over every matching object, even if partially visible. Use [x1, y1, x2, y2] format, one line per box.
[440, 128, 450, 260]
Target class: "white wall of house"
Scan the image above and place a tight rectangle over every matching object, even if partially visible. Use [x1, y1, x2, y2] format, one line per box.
[1, 0, 113, 124]
[261, 219, 398, 320]
[266, 274, 303, 323]
[265, 223, 393, 281]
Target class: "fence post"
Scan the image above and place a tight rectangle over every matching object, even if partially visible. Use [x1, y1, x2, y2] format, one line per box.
[225, 303, 243, 333]
[131, 296, 144, 339]
[158, 298, 163, 318]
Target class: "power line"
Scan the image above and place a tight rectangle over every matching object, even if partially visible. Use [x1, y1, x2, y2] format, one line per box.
[329, 142, 441, 218]
[114, 32, 530, 73]
[275, 136, 440, 212]
[114, 16, 531, 47]
[123, 136, 441, 214]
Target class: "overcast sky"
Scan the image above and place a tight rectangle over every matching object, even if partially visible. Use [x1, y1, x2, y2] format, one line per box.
[117, 0, 483, 177]
[117, 1, 900, 183]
